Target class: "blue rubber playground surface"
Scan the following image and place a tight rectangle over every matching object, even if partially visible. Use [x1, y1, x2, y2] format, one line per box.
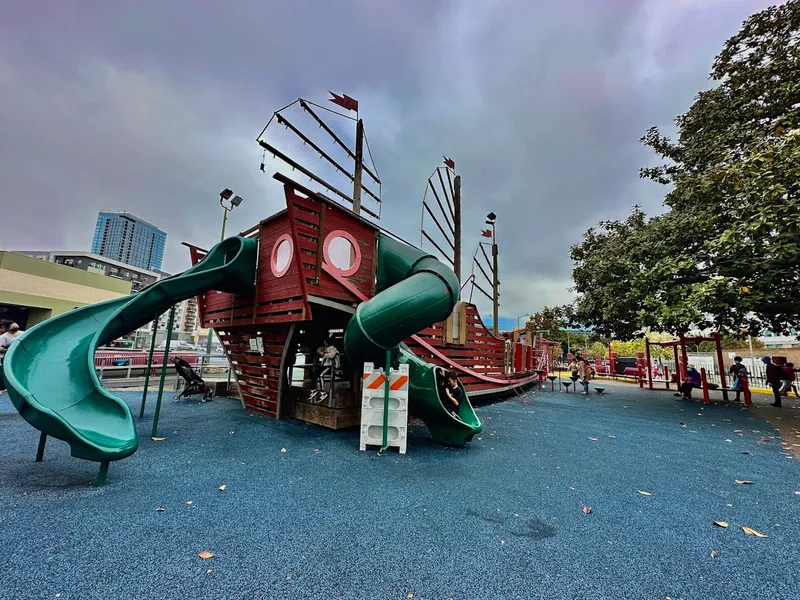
[1, 383, 798, 599]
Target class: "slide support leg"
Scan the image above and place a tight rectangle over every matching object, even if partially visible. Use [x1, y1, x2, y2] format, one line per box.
[140, 313, 160, 418]
[152, 305, 176, 439]
[96, 461, 110, 486]
[35, 432, 47, 462]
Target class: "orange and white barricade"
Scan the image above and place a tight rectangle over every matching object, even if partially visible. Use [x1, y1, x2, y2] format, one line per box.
[359, 363, 409, 454]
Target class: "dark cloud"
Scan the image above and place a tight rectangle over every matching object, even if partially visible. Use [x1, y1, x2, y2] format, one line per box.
[0, 0, 774, 318]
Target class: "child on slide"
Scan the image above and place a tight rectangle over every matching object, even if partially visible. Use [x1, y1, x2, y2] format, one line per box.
[437, 367, 462, 420]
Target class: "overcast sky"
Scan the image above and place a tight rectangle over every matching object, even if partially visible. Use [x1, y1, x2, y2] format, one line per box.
[0, 0, 775, 321]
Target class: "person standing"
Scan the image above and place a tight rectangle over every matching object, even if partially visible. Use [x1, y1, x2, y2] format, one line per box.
[762, 356, 782, 408]
[577, 357, 591, 395]
[729, 356, 748, 403]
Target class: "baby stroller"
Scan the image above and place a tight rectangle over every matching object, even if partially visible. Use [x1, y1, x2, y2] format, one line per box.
[171, 356, 214, 403]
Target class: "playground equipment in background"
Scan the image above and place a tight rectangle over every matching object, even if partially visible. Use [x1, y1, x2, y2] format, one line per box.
[2, 236, 258, 484]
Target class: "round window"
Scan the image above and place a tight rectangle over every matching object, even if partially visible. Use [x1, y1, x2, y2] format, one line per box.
[270, 234, 293, 278]
[323, 230, 361, 277]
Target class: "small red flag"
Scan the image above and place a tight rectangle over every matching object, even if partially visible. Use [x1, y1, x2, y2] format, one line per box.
[329, 91, 358, 112]
[481, 229, 492, 238]
[443, 156, 455, 170]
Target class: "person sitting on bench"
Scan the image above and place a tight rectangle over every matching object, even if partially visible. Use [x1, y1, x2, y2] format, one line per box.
[729, 356, 748, 402]
[676, 366, 701, 401]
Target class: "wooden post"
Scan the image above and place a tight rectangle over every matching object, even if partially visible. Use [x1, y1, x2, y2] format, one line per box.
[672, 345, 679, 384]
[713, 332, 729, 401]
[352, 118, 364, 215]
[679, 333, 689, 383]
[645, 338, 653, 390]
[700, 367, 710, 403]
[453, 175, 462, 282]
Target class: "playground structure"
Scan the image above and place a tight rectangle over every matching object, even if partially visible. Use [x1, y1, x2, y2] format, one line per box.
[1, 92, 553, 483]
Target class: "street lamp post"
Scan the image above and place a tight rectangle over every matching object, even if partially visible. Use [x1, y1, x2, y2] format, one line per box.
[486, 212, 498, 336]
[517, 313, 532, 330]
[200, 188, 243, 378]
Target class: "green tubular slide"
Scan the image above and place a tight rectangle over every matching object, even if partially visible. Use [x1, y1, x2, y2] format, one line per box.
[344, 234, 482, 445]
[2, 236, 257, 466]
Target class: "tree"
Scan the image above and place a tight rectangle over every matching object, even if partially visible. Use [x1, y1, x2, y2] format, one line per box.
[571, 1, 800, 338]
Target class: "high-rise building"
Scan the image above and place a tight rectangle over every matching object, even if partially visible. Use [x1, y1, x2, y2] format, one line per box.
[91, 212, 167, 271]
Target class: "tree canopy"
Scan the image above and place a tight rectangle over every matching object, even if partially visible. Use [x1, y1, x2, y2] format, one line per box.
[570, 1, 800, 339]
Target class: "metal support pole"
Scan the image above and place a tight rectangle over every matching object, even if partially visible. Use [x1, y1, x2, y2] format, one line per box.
[96, 461, 110, 486]
[353, 118, 364, 215]
[453, 174, 462, 281]
[201, 204, 230, 379]
[492, 237, 499, 336]
[645, 338, 653, 390]
[380, 350, 391, 452]
[151, 305, 176, 439]
[35, 432, 47, 462]
[140, 314, 159, 418]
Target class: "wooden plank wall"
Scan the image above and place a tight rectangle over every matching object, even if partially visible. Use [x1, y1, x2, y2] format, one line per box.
[283, 185, 377, 303]
[405, 303, 512, 392]
[217, 325, 291, 417]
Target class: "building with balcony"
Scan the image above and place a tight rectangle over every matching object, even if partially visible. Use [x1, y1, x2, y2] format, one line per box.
[91, 212, 167, 271]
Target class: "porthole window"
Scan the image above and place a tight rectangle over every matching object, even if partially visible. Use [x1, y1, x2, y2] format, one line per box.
[323, 230, 361, 277]
[270, 234, 293, 278]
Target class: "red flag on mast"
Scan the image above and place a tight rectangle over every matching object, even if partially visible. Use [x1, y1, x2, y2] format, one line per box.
[329, 91, 359, 112]
[481, 229, 492, 238]
[443, 156, 455, 170]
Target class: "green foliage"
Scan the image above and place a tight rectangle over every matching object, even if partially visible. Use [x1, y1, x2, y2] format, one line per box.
[697, 336, 765, 352]
[570, 1, 800, 338]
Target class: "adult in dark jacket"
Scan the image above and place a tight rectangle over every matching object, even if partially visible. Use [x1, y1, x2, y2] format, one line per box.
[762, 356, 782, 407]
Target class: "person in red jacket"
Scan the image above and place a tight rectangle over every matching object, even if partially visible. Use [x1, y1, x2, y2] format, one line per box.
[762, 356, 782, 407]
[780, 362, 798, 398]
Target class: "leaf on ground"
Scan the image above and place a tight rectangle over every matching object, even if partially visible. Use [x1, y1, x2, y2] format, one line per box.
[741, 526, 767, 538]
[588, 437, 598, 441]
[229, 431, 235, 435]
[513, 513, 519, 518]
[152, 437, 166, 441]
[608, 435, 616, 439]
[637, 490, 653, 496]
[155, 507, 166, 512]
[734, 479, 754, 485]
[713, 521, 729, 528]
[727, 504, 733, 507]
[407, 594, 414, 599]
[500, 540, 505, 545]
[198, 551, 214, 560]
[725, 439, 733, 443]
[742, 452, 751, 455]
[186, 500, 193, 505]
[218, 485, 226, 491]
[569, 487, 575, 491]
[206, 569, 213, 574]
[733, 429, 743, 433]
[281, 448, 287, 453]
[583, 506, 592, 514]
[710, 550, 719, 558]
[680, 423, 687, 428]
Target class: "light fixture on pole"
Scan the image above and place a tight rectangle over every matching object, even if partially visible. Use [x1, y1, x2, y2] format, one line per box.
[517, 313, 532, 330]
[201, 188, 244, 378]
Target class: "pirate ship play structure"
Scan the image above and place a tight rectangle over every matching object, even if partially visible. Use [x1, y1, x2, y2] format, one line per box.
[185, 94, 554, 435]
[2, 92, 555, 481]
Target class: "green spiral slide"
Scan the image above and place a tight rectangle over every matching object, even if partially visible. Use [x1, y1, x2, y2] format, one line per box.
[344, 234, 482, 445]
[2, 236, 257, 482]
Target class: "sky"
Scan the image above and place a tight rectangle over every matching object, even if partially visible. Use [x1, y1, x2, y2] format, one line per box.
[0, 0, 777, 322]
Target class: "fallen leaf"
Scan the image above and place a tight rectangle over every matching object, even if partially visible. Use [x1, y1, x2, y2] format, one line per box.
[583, 506, 592, 514]
[281, 448, 287, 453]
[152, 437, 166, 441]
[206, 569, 213, 574]
[229, 431, 235, 435]
[55, 595, 61, 598]
[513, 513, 519, 518]
[637, 490, 653, 496]
[734, 480, 753, 485]
[741, 526, 768, 538]
[725, 439, 733, 443]
[727, 504, 733, 507]
[710, 550, 719, 558]
[733, 429, 742, 433]
[500, 540, 505, 545]
[680, 423, 687, 428]
[588, 437, 598, 441]
[407, 594, 414, 599]
[713, 521, 729, 528]
[155, 507, 166, 512]
[608, 435, 616, 439]
[186, 500, 193, 505]
[198, 551, 214, 560]
[568, 486, 575, 491]
[742, 452, 751, 455]
[218, 485, 226, 491]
